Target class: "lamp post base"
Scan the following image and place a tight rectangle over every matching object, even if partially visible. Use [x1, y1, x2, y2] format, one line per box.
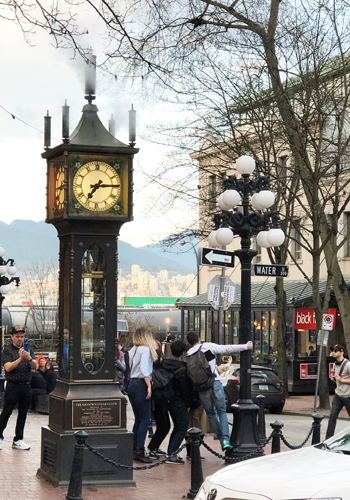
[227, 401, 264, 462]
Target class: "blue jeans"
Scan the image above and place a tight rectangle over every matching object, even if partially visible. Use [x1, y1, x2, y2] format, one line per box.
[199, 380, 229, 442]
[168, 396, 189, 455]
[325, 393, 350, 439]
[127, 379, 151, 448]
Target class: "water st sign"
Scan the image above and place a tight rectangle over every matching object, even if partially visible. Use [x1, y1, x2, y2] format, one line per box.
[253, 264, 289, 277]
[200, 247, 235, 268]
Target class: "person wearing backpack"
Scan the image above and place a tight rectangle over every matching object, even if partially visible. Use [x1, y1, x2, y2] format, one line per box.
[186, 331, 253, 452]
[148, 340, 192, 464]
[325, 344, 350, 439]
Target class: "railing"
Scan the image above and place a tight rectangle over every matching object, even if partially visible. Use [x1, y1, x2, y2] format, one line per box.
[64, 412, 325, 500]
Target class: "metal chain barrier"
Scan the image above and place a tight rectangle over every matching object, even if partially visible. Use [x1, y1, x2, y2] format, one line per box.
[280, 422, 315, 450]
[200, 437, 264, 463]
[259, 430, 274, 447]
[84, 441, 187, 471]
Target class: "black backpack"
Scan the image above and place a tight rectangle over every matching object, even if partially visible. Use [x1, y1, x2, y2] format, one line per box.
[152, 365, 186, 403]
[186, 345, 215, 392]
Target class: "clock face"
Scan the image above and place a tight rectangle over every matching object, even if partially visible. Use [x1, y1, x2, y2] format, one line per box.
[73, 161, 121, 212]
[55, 166, 65, 211]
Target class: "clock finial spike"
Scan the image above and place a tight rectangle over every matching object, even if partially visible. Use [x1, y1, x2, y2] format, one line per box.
[44, 110, 51, 149]
[62, 100, 70, 144]
[85, 49, 96, 104]
[109, 114, 115, 137]
[129, 104, 136, 147]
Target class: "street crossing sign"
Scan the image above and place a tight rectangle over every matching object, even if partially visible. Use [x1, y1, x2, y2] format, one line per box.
[200, 247, 235, 268]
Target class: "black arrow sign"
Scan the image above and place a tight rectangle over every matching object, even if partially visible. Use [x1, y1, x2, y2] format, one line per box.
[200, 248, 235, 268]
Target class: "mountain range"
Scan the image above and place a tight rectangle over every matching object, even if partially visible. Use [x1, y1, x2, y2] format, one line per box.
[0, 220, 197, 273]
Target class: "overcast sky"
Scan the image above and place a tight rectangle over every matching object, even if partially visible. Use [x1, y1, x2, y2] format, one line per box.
[0, 12, 194, 248]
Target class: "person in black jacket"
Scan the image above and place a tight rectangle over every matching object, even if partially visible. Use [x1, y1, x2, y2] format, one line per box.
[148, 340, 192, 464]
[43, 361, 57, 393]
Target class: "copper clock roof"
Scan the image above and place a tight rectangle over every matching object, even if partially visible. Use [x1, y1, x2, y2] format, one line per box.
[69, 103, 128, 148]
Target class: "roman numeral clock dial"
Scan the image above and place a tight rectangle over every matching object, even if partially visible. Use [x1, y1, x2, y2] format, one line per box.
[73, 161, 121, 212]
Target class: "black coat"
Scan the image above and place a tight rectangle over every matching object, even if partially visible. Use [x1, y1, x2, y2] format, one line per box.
[43, 367, 57, 393]
[161, 357, 192, 407]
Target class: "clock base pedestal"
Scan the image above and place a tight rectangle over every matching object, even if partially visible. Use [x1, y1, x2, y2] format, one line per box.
[37, 380, 135, 488]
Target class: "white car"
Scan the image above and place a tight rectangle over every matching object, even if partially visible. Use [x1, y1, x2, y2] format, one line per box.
[195, 426, 350, 500]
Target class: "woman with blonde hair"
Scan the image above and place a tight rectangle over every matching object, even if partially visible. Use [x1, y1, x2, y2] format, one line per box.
[127, 327, 158, 463]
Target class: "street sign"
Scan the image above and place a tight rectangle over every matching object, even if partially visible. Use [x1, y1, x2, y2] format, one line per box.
[207, 275, 236, 310]
[253, 264, 289, 277]
[322, 313, 335, 331]
[200, 247, 235, 268]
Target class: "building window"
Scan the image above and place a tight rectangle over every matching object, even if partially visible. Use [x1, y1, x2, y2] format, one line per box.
[344, 213, 350, 257]
[252, 238, 262, 264]
[208, 174, 218, 211]
[291, 219, 302, 260]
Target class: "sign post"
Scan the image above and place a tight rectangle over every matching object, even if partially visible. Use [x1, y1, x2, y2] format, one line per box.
[314, 314, 332, 411]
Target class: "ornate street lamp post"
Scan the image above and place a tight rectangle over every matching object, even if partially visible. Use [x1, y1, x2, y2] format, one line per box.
[209, 155, 285, 459]
[0, 247, 20, 391]
[179, 240, 199, 295]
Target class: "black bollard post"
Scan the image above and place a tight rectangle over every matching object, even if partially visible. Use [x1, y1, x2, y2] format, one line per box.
[270, 421, 284, 454]
[311, 413, 324, 445]
[256, 394, 266, 443]
[65, 430, 89, 500]
[187, 427, 203, 500]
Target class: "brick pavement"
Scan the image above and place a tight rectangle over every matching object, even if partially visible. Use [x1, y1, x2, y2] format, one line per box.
[0, 396, 349, 500]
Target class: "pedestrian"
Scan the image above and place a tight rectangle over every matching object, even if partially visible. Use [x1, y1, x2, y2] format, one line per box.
[148, 340, 192, 464]
[325, 344, 350, 439]
[43, 361, 57, 393]
[127, 327, 158, 463]
[0, 326, 38, 450]
[63, 327, 69, 371]
[115, 344, 126, 392]
[186, 331, 253, 452]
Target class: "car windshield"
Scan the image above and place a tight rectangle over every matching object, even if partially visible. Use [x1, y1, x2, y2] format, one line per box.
[318, 427, 350, 453]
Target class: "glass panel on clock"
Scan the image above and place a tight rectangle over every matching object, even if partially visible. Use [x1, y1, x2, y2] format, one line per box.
[81, 245, 106, 374]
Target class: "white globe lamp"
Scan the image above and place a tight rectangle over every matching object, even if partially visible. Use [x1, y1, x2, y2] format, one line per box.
[0, 285, 10, 294]
[251, 193, 263, 210]
[7, 265, 17, 276]
[222, 189, 241, 208]
[257, 231, 272, 248]
[215, 227, 234, 246]
[257, 190, 275, 209]
[267, 228, 285, 247]
[236, 155, 256, 175]
[208, 230, 221, 248]
[0, 265, 7, 275]
[218, 193, 231, 210]
[0, 247, 5, 258]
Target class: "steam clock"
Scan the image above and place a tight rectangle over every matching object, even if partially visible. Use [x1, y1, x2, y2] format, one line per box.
[38, 61, 138, 487]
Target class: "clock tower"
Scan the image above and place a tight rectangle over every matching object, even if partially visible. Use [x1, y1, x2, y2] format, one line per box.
[38, 58, 138, 487]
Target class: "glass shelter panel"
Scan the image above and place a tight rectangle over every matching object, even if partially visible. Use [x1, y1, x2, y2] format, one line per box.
[81, 245, 106, 374]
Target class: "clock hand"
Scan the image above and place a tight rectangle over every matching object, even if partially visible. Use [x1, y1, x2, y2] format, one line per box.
[99, 184, 121, 188]
[88, 180, 103, 198]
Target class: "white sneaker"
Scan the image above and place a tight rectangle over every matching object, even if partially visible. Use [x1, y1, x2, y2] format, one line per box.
[12, 440, 30, 450]
[0, 438, 2, 450]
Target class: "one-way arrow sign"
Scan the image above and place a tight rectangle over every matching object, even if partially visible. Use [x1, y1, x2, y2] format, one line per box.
[200, 247, 235, 268]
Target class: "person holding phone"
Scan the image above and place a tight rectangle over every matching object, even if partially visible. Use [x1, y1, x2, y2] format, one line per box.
[0, 326, 37, 450]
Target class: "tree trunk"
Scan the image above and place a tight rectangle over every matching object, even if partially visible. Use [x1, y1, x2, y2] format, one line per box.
[275, 278, 288, 394]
